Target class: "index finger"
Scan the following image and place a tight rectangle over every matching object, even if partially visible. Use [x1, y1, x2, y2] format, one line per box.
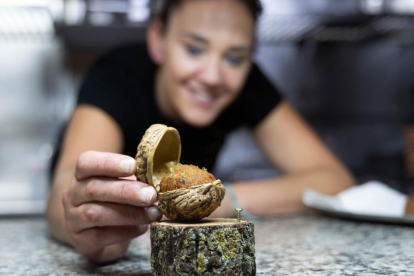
[70, 177, 157, 207]
[75, 151, 137, 180]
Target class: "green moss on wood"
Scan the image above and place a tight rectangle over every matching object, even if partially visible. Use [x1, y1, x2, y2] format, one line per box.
[150, 220, 256, 276]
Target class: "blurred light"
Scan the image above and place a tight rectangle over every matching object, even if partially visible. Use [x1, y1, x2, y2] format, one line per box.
[363, 0, 414, 15]
[128, 0, 150, 22]
[64, 0, 86, 25]
[0, 0, 51, 7]
[389, 0, 414, 14]
[362, 0, 385, 14]
[88, 0, 129, 13]
[48, 0, 64, 23]
[0, 7, 54, 42]
[128, 8, 149, 23]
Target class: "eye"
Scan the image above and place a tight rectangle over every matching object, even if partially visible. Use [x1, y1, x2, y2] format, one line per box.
[225, 55, 244, 66]
[186, 45, 203, 57]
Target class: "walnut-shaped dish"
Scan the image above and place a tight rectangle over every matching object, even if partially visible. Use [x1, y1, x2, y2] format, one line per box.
[135, 124, 225, 221]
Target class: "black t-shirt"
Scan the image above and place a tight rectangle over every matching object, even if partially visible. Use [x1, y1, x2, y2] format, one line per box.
[76, 43, 282, 170]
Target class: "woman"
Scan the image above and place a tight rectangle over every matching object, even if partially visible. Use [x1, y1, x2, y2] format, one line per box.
[46, 0, 354, 263]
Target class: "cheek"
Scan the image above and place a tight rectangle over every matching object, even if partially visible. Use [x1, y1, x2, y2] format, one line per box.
[167, 45, 199, 82]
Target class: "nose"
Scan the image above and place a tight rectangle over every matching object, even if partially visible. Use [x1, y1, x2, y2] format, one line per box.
[200, 56, 222, 87]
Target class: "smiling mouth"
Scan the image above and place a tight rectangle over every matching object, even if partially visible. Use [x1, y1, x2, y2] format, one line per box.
[194, 90, 213, 101]
[187, 87, 217, 107]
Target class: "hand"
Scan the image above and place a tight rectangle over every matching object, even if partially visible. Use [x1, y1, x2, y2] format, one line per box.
[209, 192, 234, 218]
[62, 151, 162, 263]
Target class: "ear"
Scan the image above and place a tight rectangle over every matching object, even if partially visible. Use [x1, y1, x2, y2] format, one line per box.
[147, 19, 165, 64]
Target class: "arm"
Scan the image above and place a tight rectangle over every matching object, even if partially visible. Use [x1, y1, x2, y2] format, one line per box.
[405, 125, 414, 179]
[46, 105, 162, 263]
[46, 105, 123, 243]
[213, 100, 355, 217]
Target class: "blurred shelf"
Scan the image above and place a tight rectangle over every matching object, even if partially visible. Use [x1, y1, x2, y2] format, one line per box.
[56, 24, 146, 51]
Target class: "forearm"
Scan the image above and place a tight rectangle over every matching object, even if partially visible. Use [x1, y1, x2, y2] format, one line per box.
[228, 166, 354, 217]
[405, 125, 414, 178]
[46, 168, 74, 244]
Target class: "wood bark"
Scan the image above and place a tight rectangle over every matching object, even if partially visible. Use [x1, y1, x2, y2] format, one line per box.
[150, 218, 256, 276]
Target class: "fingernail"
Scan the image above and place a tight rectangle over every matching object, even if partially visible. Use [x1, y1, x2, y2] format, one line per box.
[119, 158, 135, 174]
[138, 187, 155, 204]
[146, 206, 163, 221]
[137, 225, 148, 233]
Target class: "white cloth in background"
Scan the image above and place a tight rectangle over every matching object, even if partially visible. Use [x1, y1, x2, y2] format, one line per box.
[303, 181, 408, 217]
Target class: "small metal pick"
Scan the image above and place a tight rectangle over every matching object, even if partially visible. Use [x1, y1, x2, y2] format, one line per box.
[235, 207, 243, 222]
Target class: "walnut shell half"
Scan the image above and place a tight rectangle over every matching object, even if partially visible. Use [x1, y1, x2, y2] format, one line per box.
[135, 124, 181, 192]
[135, 124, 226, 221]
[158, 180, 225, 221]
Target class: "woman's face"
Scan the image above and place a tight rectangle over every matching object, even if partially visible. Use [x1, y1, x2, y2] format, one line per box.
[150, 0, 255, 127]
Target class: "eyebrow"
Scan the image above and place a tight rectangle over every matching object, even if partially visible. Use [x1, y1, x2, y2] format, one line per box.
[228, 45, 251, 53]
[183, 32, 252, 52]
[184, 33, 208, 44]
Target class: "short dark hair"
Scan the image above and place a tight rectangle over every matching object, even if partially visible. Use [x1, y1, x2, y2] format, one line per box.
[150, 0, 262, 25]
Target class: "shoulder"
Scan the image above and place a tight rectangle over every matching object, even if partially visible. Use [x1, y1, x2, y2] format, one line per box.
[226, 62, 283, 128]
[77, 43, 157, 147]
[79, 42, 155, 95]
[92, 43, 154, 77]
[98, 43, 148, 63]
[243, 63, 279, 93]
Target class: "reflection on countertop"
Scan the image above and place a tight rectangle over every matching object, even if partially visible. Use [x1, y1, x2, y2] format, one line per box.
[0, 213, 413, 275]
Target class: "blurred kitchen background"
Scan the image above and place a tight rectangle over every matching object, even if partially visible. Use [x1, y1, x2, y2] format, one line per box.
[1, 0, 414, 215]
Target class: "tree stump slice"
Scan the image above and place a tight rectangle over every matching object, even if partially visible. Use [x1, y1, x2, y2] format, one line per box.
[150, 218, 256, 276]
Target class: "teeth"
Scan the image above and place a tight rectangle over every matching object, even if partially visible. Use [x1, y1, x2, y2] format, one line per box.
[194, 90, 213, 102]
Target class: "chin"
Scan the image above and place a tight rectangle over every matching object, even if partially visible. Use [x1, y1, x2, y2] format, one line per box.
[181, 110, 217, 128]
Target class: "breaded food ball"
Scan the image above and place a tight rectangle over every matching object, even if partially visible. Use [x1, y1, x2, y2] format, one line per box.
[159, 165, 216, 192]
